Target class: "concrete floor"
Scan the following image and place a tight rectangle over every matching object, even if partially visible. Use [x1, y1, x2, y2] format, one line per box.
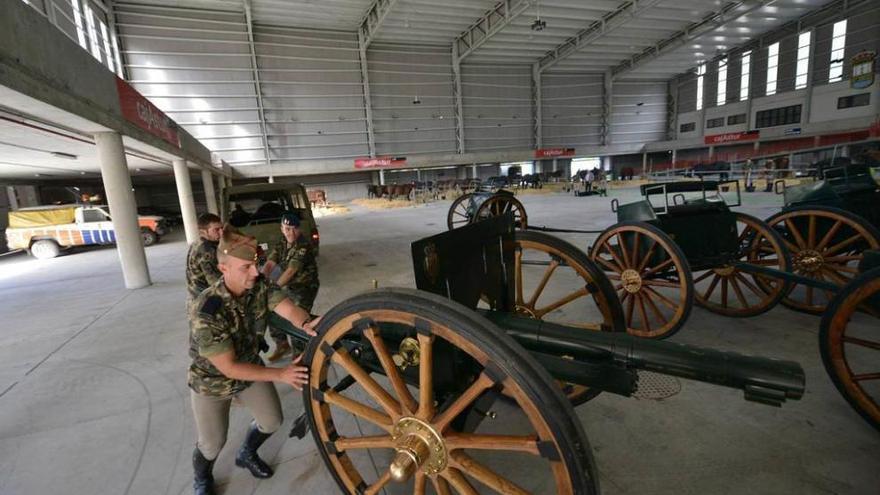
[0, 186, 877, 495]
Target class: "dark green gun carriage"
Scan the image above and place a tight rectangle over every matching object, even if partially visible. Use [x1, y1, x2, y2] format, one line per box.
[269, 215, 806, 494]
[447, 188, 527, 230]
[767, 161, 880, 314]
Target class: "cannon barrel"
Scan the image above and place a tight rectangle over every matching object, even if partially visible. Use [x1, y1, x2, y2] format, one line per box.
[480, 311, 805, 407]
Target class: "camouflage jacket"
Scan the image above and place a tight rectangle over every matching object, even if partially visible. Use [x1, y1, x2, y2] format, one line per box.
[186, 237, 222, 301]
[268, 235, 319, 292]
[188, 278, 284, 397]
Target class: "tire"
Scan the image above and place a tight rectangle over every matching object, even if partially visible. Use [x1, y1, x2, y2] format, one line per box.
[304, 288, 599, 494]
[475, 194, 528, 230]
[513, 230, 625, 405]
[30, 239, 60, 259]
[819, 267, 880, 432]
[447, 192, 474, 230]
[590, 221, 694, 339]
[141, 228, 158, 246]
[693, 212, 792, 317]
[765, 205, 880, 314]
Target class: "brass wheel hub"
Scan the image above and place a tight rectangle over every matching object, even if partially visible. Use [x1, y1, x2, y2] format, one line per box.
[713, 265, 735, 277]
[392, 337, 421, 371]
[794, 249, 824, 273]
[389, 417, 447, 482]
[621, 269, 643, 294]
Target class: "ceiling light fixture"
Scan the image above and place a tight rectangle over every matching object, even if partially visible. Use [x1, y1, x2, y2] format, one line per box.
[50, 151, 78, 160]
[531, 0, 546, 31]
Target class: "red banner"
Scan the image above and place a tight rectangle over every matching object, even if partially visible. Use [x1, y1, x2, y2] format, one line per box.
[704, 130, 759, 145]
[354, 156, 407, 169]
[535, 147, 575, 158]
[116, 78, 180, 148]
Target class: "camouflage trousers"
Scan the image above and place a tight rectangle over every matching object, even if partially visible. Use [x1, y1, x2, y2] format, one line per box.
[268, 286, 318, 345]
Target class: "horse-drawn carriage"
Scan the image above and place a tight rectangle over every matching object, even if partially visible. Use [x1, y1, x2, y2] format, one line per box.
[270, 214, 807, 494]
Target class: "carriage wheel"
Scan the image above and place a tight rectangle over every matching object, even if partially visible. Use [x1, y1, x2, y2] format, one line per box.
[589, 221, 694, 339]
[514, 231, 625, 405]
[475, 195, 528, 230]
[693, 213, 792, 317]
[765, 206, 880, 314]
[305, 288, 599, 494]
[820, 268, 880, 432]
[447, 193, 474, 230]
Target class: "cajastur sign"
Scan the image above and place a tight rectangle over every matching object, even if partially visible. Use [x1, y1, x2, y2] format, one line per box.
[116, 78, 180, 147]
[535, 147, 575, 158]
[354, 156, 407, 169]
[704, 130, 760, 145]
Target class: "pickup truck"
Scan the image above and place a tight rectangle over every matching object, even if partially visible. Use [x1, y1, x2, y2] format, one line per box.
[6, 204, 167, 259]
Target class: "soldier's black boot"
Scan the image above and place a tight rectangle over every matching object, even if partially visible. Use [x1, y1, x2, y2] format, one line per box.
[235, 423, 274, 479]
[192, 447, 216, 495]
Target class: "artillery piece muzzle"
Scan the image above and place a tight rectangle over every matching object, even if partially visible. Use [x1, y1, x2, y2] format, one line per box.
[480, 311, 805, 407]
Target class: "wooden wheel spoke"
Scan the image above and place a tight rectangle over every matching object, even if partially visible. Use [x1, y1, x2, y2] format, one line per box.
[334, 435, 395, 451]
[748, 258, 784, 266]
[601, 241, 627, 270]
[816, 220, 843, 250]
[808, 214, 817, 247]
[635, 293, 652, 333]
[842, 336, 880, 352]
[637, 239, 658, 272]
[852, 373, 880, 382]
[595, 255, 622, 273]
[820, 266, 851, 286]
[643, 279, 680, 288]
[433, 373, 495, 431]
[721, 277, 729, 307]
[364, 327, 418, 414]
[825, 233, 864, 256]
[693, 270, 714, 284]
[514, 249, 524, 306]
[333, 348, 402, 418]
[729, 276, 750, 308]
[618, 232, 632, 268]
[364, 469, 393, 495]
[606, 272, 621, 280]
[527, 259, 560, 308]
[643, 285, 678, 311]
[781, 238, 800, 253]
[534, 286, 589, 317]
[443, 468, 479, 495]
[414, 472, 426, 495]
[432, 476, 453, 495]
[324, 391, 392, 430]
[824, 255, 861, 263]
[641, 290, 668, 324]
[825, 263, 859, 274]
[450, 451, 530, 495]
[445, 433, 540, 455]
[735, 273, 767, 298]
[642, 257, 674, 277]
[806, 283, 814, 306]
[784, 219, 808, 249]
[625, 293, 636, 326]
[417, 333, 435, 419]
[703, 274, 721, 300]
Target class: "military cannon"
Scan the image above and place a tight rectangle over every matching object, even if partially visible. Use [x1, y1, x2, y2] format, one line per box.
[272, 215, 805, 494]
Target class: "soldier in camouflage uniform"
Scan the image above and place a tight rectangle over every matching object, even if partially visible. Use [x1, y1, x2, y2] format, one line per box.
[188, 227, 319, 495]
[185, 213, 224, 305]
[263, 212, 320, 362]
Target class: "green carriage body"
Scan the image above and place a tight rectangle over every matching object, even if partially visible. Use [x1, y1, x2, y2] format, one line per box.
[782, 163, 880, 228]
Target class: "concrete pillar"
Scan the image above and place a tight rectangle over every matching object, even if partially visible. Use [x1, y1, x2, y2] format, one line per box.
[94, 132, 151, 289]
[471, 164, 478, 178]
[416, 169, 421, 181]
[379, 169, 386, 186]
[172, 158, 199, 244]
[201, 169, 219, 215]
[6, 186, 19, 209]
[552, 158, 557, 172]
[840, 145, 850, 158]
[642, 152, 648, 176]
[708, 145, 715, 158]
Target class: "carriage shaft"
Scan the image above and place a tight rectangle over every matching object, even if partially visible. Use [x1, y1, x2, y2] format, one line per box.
[480, 311, 805, 407]
[733, 262, 841, 292]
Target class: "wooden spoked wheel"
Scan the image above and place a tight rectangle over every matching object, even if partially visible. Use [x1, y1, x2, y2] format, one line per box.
[693, 212, 792, 317]
[447, 193, 475, 230]
[765, 206, 880, 314]
[513, 231, 625, 405]
[475, 195, 528, 230]
[820, 268, 880, 432]
[305, 288, 599, 495]
[589, 221, 694, 339]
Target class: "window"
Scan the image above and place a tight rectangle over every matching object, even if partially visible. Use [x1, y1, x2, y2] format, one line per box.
[829, 19, 847, 83]
[727, 113, 747, 125]
[83, 4, 102, 61]
[706, 117, 725, 128]
[740, 51, 751, 101]
[679, 122, 696, 133]
[111, 27, 124, 77]
[837, 93, 870, 109]
[766, 42, 779, 95]
[70, 0, 88, 49]
[795, 31, 811, 89]
[696, 63, 706, 111]
[755, 104, 802, 128]
[717, 57, 728, 106]
[99, 21, 114, 73]
[81, 209, 107, 223]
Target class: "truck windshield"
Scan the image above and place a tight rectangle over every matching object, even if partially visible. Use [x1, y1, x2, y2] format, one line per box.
[228, 190, 304, 228]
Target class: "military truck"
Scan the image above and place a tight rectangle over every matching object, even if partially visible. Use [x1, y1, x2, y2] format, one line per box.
[221, 182, 319, 252]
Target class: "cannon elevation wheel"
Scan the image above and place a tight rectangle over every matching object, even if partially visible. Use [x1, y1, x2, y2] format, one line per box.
[447, 193, 474, 230]
[589, 221, 694, 339]
[693, 212, 792, 317]
[765, 206, 880, 314]
[513, 230, 625, 405]
[820, 268, 880, 432]
[475, 194, 528, 230]
[304, 288, 599, 495]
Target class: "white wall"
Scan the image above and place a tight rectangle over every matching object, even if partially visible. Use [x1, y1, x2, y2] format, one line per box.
[810, 79, 879, 123]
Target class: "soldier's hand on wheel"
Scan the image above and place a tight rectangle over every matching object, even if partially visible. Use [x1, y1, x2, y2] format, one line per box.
[279, 354, 309, 390]
[303, 315, 322, 336]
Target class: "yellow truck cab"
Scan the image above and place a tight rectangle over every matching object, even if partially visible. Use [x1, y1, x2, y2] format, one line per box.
[221, 182, 319, 253]
[6, 204, 167, 259]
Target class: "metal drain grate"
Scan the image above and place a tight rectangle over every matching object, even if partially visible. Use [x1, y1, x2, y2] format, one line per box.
[633, 371, 682, 400]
